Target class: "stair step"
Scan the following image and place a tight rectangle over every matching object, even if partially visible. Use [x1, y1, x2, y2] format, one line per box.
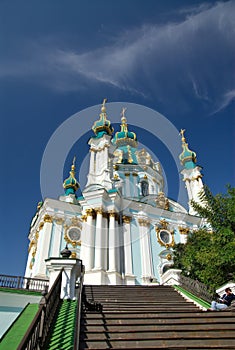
[79, 285, 235, 349]
[81, 323, 235, 332]
[80, 338, 235, 349]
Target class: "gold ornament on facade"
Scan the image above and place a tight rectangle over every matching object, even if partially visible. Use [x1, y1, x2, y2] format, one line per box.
[43, 214, 53, 223]
[122, 215, 132, 224]
[81, 214, 87, 222]
[155, 226, 175, 248]
[95, 207, 103, 215]
[86, 208, 95, 218]
[178, 226, 190, 235]
[71, 252, 77, 258]
[38, 222, 44, 230]
[166, 253, 172, 261]
[71, 217, 82, 227]
[138, 218, 150, 227]
[132, 172, 138, 177]
[159, 219, 168, 229]
[124, 172, 130, 177]
[55, 217, 64, 225]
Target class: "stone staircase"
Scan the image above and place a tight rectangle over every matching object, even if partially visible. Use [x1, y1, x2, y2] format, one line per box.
[79, 285, 235, 349]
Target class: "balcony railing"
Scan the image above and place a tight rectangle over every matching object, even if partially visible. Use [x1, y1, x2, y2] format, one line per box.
[0, 274, 49, 292]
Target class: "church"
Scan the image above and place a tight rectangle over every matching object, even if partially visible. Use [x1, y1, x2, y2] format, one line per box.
[24, 100, 205, 286]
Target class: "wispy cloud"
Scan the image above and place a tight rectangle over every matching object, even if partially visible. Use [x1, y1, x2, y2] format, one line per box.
[0, 1, 234, 113]
[212, 89, 235, 114]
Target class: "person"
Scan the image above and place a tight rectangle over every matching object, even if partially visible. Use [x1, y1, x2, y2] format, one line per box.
[208, 287, 235, 311]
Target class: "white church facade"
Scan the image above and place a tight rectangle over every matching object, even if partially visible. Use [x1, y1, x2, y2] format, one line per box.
[25, 100, 205, 286]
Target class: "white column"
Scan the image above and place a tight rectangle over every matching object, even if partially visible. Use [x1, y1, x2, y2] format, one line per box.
[138, 217, 153, 284]
[89, 150, 95, 173]
[115, 217, 121, 274]
[132, 173, 138, 197]
[102, 214, 108, 271]
[125, 173, 131, 197]
[185, 179, 193, 200]
[123, 216, 133, 276]
[108, 212, 116, 271]
[86, 210, 95, 271]
[50, 218, 64, 257]
[94, 209, 103, 270]
[34, 215, 53, 278]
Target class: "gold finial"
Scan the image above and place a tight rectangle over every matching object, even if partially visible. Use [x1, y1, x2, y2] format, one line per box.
[121, 107, 127, 122]
[101, 98, 107, 113]
[71, 156, 76, 171]
[180, 129, 186, 142]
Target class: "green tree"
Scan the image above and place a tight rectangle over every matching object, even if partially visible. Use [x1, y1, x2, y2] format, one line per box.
[173, 185, 235, 291]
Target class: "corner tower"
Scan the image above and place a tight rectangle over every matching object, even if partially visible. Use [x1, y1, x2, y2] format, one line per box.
[84, 99, 115, 191]
[179, 129, 204, 215]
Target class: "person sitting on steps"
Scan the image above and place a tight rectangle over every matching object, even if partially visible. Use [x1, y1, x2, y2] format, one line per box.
[208, 287, 235, 311]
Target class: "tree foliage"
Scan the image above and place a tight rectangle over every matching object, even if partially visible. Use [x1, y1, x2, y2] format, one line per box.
[173, 185, 235, 291]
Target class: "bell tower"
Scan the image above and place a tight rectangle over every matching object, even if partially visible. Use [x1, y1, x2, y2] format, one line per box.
[85, 99, 115, 191]
[179, 129, 204, 215]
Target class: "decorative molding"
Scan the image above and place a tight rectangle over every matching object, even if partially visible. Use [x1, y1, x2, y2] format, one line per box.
[95, 207, 103, 215]
[166, 253, 172, 261]
[179, 226, 190, 235]
[109, 210, 116, 218]
[159, 219, 168, 229]
[138, 218, 150, 227]
[122, 215, 132, 224]
[38, 222, 44, 230]
[155, 226, 175, 248]
[81, 215, 87, 222]
[43, 214, 53, 223]
[55, 217, 64, 225]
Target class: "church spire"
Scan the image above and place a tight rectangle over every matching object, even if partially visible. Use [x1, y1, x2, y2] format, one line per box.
[179, 129, 204, 215]
[63, 157, 80, 196]
[179, 129, 197, 169]
[113, 107, 137, 148]
[92, 98, 114, 138]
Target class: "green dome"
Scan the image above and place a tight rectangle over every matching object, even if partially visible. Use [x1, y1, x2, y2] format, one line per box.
[113, 109, 137, 148]
[179, 130, 197, 169]
[63, 160, 79, 195]
[92, 99, 114, 138]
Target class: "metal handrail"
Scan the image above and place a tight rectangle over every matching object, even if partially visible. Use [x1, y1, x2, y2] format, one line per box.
[0, 274, 49, 292]
[17, 269, 63, 350]
[73, 265, 85, 350]
[179, 274, 214, 303]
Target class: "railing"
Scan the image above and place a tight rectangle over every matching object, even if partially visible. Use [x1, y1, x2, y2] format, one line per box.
[17, 269, 63, 350]
[73, 265, 85, 350]
[179, 274, 214, 303]
[0, 274, 49, 292]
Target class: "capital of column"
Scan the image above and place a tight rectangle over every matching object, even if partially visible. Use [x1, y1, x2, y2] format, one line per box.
[138, 218, 150, 227]
[43, 214, 53, 223]
[124, 172, 130, 177]
[122, 215, 132, 224]
[55, 217, 64, 225]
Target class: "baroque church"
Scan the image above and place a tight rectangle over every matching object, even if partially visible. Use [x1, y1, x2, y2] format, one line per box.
[25, 100, 205, 286]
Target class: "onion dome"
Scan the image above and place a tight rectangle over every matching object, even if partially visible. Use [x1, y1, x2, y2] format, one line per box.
[63, 157, 80, 195]
[92, 98, 114, 138]
[179, 129, 197, 169]
[112, 108, 138, 148]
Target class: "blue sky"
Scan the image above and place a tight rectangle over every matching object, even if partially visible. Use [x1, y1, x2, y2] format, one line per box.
[0, 0, 234, 276]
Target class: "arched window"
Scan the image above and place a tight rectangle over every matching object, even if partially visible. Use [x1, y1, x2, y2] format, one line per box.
[141, 181, 149, 196]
